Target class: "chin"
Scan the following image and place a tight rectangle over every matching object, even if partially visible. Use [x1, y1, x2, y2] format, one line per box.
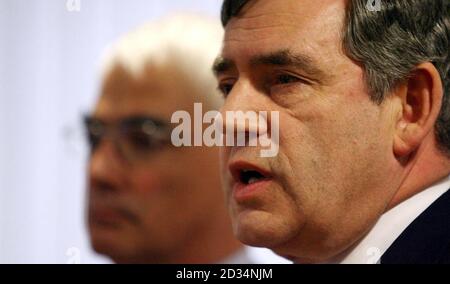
[89, 225, 131, 258]
[269, 232, 351, 264]
[233, 209, 294, 249]
[91, 237, 141, 263]
[90, 232, 119, 256]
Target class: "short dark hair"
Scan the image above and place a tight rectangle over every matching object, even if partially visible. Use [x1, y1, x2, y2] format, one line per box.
[221, 0, 450, 157]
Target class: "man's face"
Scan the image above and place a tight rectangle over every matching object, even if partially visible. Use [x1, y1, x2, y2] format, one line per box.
[87, 65, 223, 263]
[217, 0, 402, 263]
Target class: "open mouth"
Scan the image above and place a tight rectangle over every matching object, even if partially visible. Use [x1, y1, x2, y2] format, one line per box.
[229, 161, 273, 201]
[229, 161, 271, 186]
[239, 169, 267, 185]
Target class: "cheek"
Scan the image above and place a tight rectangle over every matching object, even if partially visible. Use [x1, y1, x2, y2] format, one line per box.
[219, 147, 232, 184]
[131, 164, 188, 200]
[219, 147, 230, 166]
[131, 169, 187, 228]
[131, 170, 164, 194]
[277, 99, 386, 203]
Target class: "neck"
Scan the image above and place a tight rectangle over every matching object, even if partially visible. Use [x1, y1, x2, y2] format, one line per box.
[388, 134, 450, 210]
[126, 208, 243, 264]
[172, 216, 243, 264]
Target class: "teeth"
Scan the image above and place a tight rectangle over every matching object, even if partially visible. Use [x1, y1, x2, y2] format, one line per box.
[248, 177, 260, 184]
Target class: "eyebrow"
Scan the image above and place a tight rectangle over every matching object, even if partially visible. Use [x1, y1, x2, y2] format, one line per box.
[213, 49, 327, 83]
[212, 56, 235, 76]
[86, 114, 170, 128]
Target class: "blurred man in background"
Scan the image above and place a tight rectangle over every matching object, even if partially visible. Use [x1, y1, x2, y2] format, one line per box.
[84, 14, 288, 264]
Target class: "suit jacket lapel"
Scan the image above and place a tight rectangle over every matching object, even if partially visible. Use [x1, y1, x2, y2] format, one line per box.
[381, 188, 450, 264]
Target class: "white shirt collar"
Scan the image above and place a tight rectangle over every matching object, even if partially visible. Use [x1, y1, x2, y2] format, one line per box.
[219, 246, 292, 264]
[337, 175, 450, 264]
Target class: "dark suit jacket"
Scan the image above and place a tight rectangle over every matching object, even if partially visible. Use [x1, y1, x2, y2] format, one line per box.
[380, 188, 450, 264]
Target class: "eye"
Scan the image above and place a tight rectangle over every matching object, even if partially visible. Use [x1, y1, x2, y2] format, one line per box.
[274, 73, 301, 85]
[87, 132, 101, 151]
[269, 72, 308, 95]
[126, 131, 157, 151]
[217, 81, 235, 97]
[84, 119, 104, 152]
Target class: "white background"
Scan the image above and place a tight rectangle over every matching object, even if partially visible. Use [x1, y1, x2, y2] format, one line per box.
[0, 0, 222, 264]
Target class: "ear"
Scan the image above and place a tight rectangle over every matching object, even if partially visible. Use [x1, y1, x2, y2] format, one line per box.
[393, 62, 444, 157]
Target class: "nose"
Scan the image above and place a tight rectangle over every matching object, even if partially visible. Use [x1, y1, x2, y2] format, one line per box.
[89, 140, 124, 194]
[219, 80, 270, 145]
[220, 79, 262, 114]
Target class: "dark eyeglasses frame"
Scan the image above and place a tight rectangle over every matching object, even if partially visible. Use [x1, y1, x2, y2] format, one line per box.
[83, 114, 173, 164]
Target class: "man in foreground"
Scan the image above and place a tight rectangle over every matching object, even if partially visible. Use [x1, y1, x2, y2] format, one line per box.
[215, 0, 450, 263]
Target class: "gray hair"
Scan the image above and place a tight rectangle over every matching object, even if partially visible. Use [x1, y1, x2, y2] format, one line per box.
[100, 13, 224, 110]
[221, 0, 450, 156]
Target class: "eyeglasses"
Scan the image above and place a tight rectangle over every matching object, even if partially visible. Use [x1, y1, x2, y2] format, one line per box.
[83, 115, 172, 164]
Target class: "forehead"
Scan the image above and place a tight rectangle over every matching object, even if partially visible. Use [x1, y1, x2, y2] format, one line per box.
[222, 0, 346, 63]
[96, 64, 196, 121]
